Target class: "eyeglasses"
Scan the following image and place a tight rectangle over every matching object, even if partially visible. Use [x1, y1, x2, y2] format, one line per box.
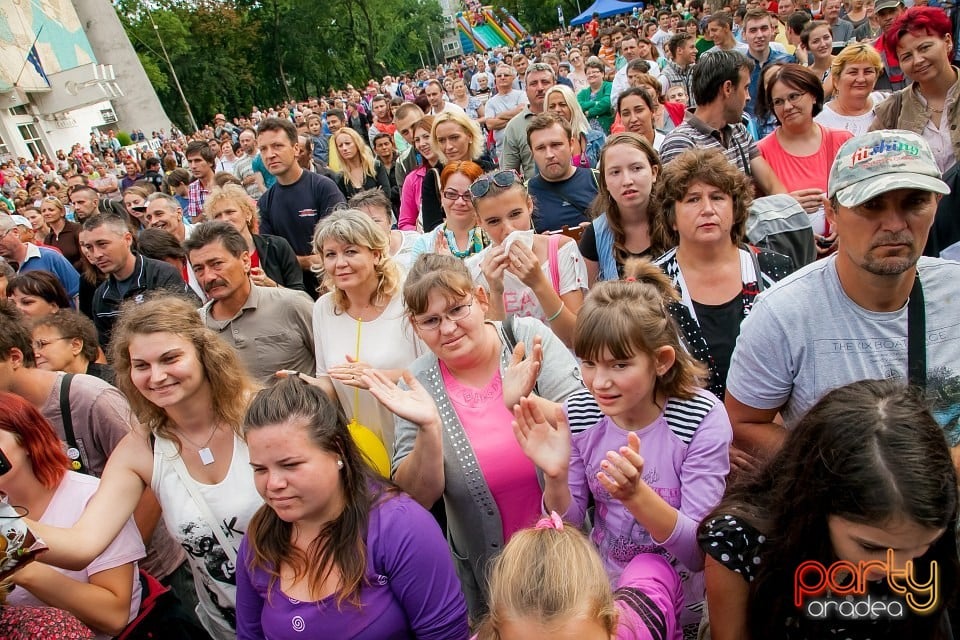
[413, 298, 474, 331]
[469, 170, 523, 199]
[442, 189, 473, 203]
[771, 91, 808, 109]
[33, 337, 73, 351]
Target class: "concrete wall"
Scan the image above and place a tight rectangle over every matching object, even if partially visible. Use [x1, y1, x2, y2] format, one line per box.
[72, 0, 172, 134]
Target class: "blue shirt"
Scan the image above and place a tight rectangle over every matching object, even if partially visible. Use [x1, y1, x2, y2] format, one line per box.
[252, 154, 277, 189]
[746, 48, 795, 117]
[18, 243, 80, 299]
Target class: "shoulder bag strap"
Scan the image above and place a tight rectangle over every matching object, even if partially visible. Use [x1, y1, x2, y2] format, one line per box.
[907, 273, 926, 388]
[548, 233, 561, 294]
[155, 437, 239, 564]
[59, 373, 89, 475]
[746, 245, 765, 292]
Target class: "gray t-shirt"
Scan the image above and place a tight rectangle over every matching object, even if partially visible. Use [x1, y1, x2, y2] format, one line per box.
[726, 256, 960, 444]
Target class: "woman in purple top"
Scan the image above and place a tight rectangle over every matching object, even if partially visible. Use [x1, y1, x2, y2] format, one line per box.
[514, 259, 732, 640]
[235, 377, 469, 640]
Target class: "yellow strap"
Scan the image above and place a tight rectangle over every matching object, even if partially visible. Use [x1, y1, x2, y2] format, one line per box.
[350, 315, 362, 423]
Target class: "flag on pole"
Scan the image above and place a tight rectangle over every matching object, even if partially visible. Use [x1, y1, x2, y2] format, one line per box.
[26, 44, 49, 86]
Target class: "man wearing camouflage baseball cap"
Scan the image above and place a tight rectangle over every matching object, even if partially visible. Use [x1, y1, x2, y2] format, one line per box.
[723, 130, 959, 473]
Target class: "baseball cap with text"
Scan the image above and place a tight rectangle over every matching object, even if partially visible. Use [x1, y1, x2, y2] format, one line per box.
[828, 130, 949, 207]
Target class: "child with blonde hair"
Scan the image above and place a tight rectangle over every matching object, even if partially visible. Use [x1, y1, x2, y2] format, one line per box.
[514, 259, 732, 639]
[476, 513, 683, 640]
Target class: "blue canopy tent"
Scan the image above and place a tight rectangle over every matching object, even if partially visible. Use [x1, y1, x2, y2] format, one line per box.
[570, 0, 643, 25]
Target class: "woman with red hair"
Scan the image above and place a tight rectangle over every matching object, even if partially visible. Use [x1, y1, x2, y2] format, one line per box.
[0, 392, 144, 639]
[871, 6, 959, 173]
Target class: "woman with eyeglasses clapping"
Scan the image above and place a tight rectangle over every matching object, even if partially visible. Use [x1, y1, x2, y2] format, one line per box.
[364, 253, 585, 617]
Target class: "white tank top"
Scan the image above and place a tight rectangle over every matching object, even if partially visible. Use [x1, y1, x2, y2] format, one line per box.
[152, 432, 261, 640]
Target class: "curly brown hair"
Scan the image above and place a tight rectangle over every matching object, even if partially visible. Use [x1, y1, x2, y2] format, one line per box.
[653, 148, 752, 248]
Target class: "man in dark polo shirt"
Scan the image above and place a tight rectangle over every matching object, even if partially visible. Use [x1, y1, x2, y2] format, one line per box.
[79, 214, 197, 347]
[256, 117, 345, 298]
[526, 113, 597, 233]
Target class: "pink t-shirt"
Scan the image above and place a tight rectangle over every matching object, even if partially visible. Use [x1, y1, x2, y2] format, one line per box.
[6, 471, 144, 640]
[440, 362, 542, 540]
[757, 124, 853, 193]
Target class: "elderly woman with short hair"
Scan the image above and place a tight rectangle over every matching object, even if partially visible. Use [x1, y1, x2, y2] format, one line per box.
[653, 148, 795, 401]
[203, 184, 304, 290]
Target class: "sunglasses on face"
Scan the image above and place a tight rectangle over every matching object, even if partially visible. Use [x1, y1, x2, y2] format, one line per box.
[469, 170, 523, 199]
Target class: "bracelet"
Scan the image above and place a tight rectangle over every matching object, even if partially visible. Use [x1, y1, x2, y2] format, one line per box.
[546, 301, 565, 322]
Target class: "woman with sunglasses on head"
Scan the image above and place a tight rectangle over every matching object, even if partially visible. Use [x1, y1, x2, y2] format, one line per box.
[364, 253, 585, 617]
[579, 133, 668, 285]
[235, 378, 469, 640]
[758, 65, 853, 256]
[466, 169, 586, 348]
[410, 162, 489, 261]
[699, 379, 958, 639]
[567, 50, 589, 92]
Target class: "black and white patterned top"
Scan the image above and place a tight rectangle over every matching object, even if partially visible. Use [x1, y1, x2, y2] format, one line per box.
[698, 513, 949, 640]
[654, 246, 795, 400]
[699, 513, 765, 581]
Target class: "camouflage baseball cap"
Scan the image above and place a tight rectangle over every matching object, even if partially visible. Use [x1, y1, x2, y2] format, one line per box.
[828, 130, 949, 207]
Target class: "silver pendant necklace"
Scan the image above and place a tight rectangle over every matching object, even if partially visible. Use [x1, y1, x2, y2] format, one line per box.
[180, 426, 219, 466]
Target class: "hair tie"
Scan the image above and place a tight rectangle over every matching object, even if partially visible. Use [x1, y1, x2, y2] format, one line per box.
[624, 277, 637, 282]
[535, 511, 564, 531]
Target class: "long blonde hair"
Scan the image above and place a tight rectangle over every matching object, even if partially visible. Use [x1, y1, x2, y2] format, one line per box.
[110, 296, 258, 448]
[311, 209, 401, 312]
[329, 128, 377, 186]
[477, 522, 618, 639]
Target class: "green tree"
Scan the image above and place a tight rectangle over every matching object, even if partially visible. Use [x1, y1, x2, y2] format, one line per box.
[115, 0, 444, 130]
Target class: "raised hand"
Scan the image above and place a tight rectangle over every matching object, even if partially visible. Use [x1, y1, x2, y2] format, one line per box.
[480, 244, 508, 295]
[503, 335, 543, 409]
[434, 230, 453, 256]
[364, 369, 440, 428]
[506, 240, 546, 288]
[597, 431, 645, 504]
[513, 399, 570, 479]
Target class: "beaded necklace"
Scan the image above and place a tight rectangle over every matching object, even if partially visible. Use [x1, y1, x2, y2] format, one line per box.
[442, 224, 488, 258]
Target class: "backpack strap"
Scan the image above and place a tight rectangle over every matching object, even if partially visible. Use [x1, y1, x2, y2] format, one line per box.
[59, 373, 89, 475]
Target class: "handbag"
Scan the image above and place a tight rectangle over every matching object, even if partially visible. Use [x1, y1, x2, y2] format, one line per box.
[117, 570, 209, 640]
[347, 316, 392, 477]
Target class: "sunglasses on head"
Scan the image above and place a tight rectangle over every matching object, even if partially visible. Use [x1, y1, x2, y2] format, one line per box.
[469, 170, 523, 199]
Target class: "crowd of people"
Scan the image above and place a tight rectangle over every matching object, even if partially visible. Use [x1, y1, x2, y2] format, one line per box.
[0, 0, 958, 638]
